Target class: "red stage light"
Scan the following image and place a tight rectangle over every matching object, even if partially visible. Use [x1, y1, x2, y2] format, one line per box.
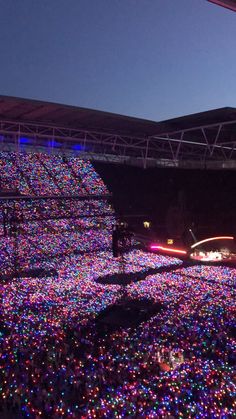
[150, 245, 187, 255]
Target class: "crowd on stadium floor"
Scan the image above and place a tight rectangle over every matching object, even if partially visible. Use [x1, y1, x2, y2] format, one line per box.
[0, 152, 235, 418]
[1, 250, 235, 418]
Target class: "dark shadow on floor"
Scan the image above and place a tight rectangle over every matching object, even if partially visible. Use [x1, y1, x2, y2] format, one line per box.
[0, 267, 58, 281]
[96, 297, 165, 332]
[96, 260, 189, 286]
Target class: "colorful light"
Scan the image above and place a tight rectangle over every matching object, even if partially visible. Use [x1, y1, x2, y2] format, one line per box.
[0, 152, 235, 418]
[191, 236, 234, 249]
[150, 245, 187, 255]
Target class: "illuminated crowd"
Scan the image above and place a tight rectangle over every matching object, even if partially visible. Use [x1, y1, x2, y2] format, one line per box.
[0, 152, 108, 196]
[0, 152, 114, 275]
[0, 152, 236, 418]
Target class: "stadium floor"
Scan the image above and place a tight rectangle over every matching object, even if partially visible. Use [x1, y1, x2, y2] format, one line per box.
[1, 249, 236, 418]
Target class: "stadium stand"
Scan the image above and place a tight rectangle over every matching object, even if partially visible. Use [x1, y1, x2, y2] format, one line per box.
[0, 152, 114, 277]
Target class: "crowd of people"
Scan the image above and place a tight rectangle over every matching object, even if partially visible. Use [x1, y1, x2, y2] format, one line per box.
[0, 152, 108, 196]
[1, 250, 183, 417]
[0, 152, 235, 418]
[0, 152, 114, 276]
[1, 250, 235, 418]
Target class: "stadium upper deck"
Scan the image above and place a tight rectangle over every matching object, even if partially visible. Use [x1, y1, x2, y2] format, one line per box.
[0, 96, 236, 169]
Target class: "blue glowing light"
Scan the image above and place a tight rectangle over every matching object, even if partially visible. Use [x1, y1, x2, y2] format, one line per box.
[53, 141, 63, 148]
[47, 139, 63, 148]
[19, 137, 32, 144]
[72, 144, 83, 150]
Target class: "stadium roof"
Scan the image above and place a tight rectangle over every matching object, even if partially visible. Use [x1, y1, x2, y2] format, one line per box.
[0, 95, 235, 138]
[0, 95, 162, 137]
[0, 96, 236, 169]
[207, 0, 236, 12]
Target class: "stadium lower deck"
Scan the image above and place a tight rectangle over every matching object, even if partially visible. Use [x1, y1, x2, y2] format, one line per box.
[0, 152, 236, 418]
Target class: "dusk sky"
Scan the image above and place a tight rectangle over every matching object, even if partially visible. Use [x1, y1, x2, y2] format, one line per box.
[0, 0, 235, 121]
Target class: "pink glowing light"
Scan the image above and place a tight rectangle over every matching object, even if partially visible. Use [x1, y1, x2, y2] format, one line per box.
[150, 245, 187, 255]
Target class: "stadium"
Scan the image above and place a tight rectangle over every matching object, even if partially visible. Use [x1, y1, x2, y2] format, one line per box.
[0, 96, 236, 418]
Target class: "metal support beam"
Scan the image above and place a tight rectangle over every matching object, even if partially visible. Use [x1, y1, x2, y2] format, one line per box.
[0, 117, 236, 169]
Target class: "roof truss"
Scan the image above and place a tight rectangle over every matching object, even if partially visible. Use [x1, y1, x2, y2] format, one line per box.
[0, 115, 236, 169]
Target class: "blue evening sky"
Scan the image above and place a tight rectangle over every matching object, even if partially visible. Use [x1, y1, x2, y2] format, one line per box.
[0, 0, 235, 121]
